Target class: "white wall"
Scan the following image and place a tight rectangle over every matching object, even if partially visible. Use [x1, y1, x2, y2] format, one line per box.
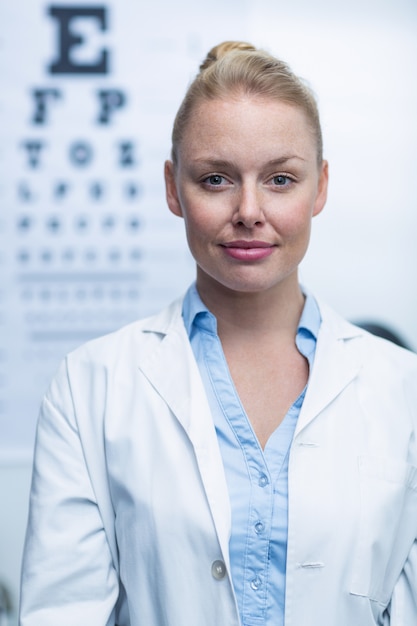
[0, 461, 32, 626]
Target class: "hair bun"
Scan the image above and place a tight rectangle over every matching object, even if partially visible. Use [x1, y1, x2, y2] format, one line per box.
[199, 41, 256, 71]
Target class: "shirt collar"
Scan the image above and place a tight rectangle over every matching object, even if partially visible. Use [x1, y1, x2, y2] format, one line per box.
[182, 282, 216, 336]
[297, 286, 321, 340]
[182, 282, 321, 340]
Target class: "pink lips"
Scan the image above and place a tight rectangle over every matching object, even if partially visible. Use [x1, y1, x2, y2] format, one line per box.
[222, 240, 275, 261]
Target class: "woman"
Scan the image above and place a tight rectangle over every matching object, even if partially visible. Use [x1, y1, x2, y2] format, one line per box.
[20, 41, 417, 626]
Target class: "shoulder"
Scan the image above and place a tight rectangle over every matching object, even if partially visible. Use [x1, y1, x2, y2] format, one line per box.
[317, 298, 417, 376]
[314, 300, 417, 433]
[67, 296, 185, 366]
[45, 297, 186, 405]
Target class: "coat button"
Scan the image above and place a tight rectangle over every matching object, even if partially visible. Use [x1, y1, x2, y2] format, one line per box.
[211, 560, 226, 580]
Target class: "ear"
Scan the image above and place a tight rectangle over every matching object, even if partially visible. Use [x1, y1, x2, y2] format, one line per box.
[164, 160, 183, 217]
[312, 159, 329, 217]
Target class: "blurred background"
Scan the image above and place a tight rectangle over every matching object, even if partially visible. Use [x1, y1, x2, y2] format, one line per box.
[1, 0, 416, 622]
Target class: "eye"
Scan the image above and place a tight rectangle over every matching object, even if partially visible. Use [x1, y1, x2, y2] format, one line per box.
[203, 174, 228, 187]
[272, 174, 291, 186]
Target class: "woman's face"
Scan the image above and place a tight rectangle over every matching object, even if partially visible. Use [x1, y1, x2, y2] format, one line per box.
[165, 95, 328, 298]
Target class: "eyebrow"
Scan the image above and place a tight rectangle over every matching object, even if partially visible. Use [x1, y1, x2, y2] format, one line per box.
[192, 155, 307, 168]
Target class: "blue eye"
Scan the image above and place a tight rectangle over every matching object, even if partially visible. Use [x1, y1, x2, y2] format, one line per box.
[273, 175, 289, 186]
[205, 175, 225, 186]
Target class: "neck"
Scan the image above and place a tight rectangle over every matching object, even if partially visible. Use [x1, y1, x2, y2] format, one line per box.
[196, 274, 305, 341]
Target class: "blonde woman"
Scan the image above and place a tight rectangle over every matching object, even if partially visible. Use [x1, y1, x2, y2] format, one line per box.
[20, 42, 417, 626]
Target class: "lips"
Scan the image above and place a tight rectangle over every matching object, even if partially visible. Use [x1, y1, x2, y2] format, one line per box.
[221, 240, 275, 261]
[223, 240, 273, 249]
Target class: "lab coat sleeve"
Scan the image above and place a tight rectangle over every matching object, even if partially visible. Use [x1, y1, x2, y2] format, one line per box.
[389, 364, 417, 624]
[19, 359, 119, 626]
[389, 538, 417, 624]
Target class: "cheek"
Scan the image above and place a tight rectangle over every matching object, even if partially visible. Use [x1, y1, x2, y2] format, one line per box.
[275, 202, 313, 241]
[182, 213, 214, 257]
[177, 190, 208, 236]
[183, 212, 207, 237]
[181, 200, 221, 243]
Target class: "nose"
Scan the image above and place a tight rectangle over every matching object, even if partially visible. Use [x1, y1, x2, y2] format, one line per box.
[233, 182, 264, 228]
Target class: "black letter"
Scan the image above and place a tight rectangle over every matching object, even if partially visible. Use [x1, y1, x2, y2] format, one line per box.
[31, 88, 62, 124]
[118, 141, 135, 168]
[124, 182, 142, 200]
[48, 6, 109, 74]
[21, 141, 46, 168]
[89, 182, 104, 199]
[18, 182, 36, 202]
[54, 182, 70, 199]
[69, 141, 93, 167]
[97, 89, 126, 124]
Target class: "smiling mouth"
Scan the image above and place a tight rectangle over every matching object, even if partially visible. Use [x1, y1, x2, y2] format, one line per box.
[221, 240, 275, 260]
[223, 240, 274, 249]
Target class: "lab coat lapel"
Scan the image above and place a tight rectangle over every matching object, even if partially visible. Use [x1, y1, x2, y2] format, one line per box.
[136, 301, 232, 565]
[295, 302, 362, 436]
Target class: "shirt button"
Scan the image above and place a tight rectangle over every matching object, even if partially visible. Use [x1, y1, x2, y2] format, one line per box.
[211, 560, 226, 580]
[254, 521, 264, 534]
[258, 473, 269, 487]
[250, 576, 262, 590]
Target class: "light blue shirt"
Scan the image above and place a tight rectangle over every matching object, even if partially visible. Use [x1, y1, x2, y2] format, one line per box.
[182, 284, 321, 626]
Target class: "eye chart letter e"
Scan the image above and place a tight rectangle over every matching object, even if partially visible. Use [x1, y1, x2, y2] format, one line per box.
[48, 5, 109, 75]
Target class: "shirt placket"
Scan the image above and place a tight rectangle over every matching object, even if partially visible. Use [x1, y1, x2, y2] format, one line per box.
[240, 457, 274, 625]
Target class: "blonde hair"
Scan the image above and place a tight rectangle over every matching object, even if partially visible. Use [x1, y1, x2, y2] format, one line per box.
[171, 41, 323, 165]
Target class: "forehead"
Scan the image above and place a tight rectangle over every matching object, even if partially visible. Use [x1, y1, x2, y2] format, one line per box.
[178, 95, 316, 163]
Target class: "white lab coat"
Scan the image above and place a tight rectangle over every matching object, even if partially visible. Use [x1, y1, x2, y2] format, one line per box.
[20, 295, 417, 626]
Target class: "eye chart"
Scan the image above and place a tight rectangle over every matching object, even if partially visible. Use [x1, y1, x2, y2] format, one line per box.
[0, 1, 248, 458]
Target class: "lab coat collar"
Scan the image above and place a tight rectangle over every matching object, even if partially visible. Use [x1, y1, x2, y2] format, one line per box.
[138, 295, 365, 441]
[295, 299, 363, 437]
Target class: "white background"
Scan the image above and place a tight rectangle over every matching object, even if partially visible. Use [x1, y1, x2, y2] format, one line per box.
[0, 0, 416, 623]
